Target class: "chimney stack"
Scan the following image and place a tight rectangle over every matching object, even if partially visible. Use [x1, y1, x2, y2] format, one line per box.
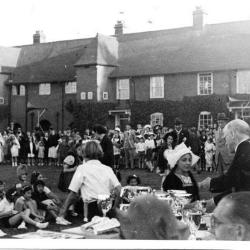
[33, 30, 46, 44]
[114, 21, 123, 36]
[193, 6, 206, 30]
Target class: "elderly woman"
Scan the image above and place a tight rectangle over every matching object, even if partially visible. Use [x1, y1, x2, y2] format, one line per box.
[162, 143, 200, 201]
[117, 195, 190, 240]
[58, 140, 121, 223]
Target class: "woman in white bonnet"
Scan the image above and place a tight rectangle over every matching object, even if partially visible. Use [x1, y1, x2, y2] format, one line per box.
[162, 143, 200, 201]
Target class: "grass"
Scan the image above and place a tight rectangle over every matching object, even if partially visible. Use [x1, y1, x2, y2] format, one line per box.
[0, 163, 218, 238]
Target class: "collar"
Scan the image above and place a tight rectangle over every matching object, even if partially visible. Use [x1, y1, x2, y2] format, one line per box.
[85, 159, 101, 165]
[235, 137, 250, 152]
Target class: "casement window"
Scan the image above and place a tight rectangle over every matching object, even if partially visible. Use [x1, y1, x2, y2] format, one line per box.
[12, 85, 26, 96]
[150, 112, 163, 127]
[39, 83, 51, 95]
[103, 92, 108, 100]
[80, 92, 86, 100]
[236, 70, 250, 94]
[198, 111, 213, 129]
[65, 81, 77, 94]
[198, 73, 213, 95]
[88, 92, 93, 100]
[150, 76, 164, 98]
[0, 97, 4, 104]
[116, 79, 129, 100]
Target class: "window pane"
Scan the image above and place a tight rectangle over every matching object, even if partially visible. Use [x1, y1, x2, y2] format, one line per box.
[39, 83, 51, 95]
[237, 71, 250, 94]
[150, 76, 164, 98]
[19, 85, 25, 96]
[198, 73, 213, 95]
[117, 79, 129, 100]
[12, 86, 17, 96]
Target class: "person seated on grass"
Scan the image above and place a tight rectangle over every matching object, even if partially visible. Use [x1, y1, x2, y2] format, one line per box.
[30, 171, 61, 206]
[31, 180, 67, 225]
[117, 195, 190, 240]
[14, 185, 48, 227]
[211, 191, 250, 241]
[5, 164, 29, 204]
[0, 180, 48, 229]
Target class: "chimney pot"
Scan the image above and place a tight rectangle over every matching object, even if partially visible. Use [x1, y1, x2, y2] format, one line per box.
[33, 30, 46, 44]
[114, 21, 123, 36]
[193, 6, 206, 30]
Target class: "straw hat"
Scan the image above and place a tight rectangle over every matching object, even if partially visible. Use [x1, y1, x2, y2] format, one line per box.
[63, 155, 75, 166]
[164, 143, 199, 169]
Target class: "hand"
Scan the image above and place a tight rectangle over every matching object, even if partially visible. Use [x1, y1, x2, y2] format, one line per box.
[198, 177, 211, 191]
[205, 198, 215, 213]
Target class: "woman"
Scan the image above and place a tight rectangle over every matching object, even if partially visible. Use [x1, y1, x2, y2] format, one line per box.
[162, 143, 200, 202]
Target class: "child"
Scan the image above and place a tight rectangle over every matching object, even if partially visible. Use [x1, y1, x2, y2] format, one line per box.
[135, 136, 146, 169]
[126, 174, 141, 186]
[37, 136, 45, 166]
[144, 133, 156, 172]
[57, 136, 70, 167]
[32, 180, 68, 225]
[27, 136, 36, 167]
[9, 134, 20, 167]
[111, 131, 121, 170]
[205, 137, 216, 172]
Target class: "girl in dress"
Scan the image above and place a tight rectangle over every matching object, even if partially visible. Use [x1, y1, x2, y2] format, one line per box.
[135, 136, 146, 169]
[205, 137, 216, 172]
[37, 136, 45, 166]
[111, 130, 122, 170]
[144, 133, 156, 172]
[9, 133, 20, 167]
[27, 136, 36, 167]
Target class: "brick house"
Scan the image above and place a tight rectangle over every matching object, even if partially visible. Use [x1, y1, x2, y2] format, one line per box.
[2, 7, 250, 131]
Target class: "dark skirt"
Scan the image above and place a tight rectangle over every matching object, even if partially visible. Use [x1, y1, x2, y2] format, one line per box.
[58, 171, 75, 192]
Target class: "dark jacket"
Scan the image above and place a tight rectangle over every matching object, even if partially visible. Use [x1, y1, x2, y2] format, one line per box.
[210, 139, 250, 204]
[100, 134, 114, 168]
[170, 129, 190, 147]
[162, 170, 200, 202]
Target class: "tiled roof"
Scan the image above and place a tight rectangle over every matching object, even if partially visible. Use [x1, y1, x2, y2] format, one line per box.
[111, 20, 250, 77]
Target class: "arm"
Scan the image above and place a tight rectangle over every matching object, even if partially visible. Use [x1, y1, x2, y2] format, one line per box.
[46, 191, 61, 205]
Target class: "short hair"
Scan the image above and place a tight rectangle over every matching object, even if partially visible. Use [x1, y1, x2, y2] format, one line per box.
[224, 119, 250, 137]
[223, 191, 250, 227]
[34, 180, 45, 187]
[22, 185, 32, 194]
[126, 175, 141, 185]
[93, 124, 107, 134]
[84, 140, 103, 160]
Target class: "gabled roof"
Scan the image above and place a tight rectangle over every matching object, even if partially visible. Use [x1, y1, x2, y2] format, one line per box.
[0, 46, 20, 69]
[111, 20, 250, 77]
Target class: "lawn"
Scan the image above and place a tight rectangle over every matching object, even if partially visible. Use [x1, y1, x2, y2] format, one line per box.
[0, 164, 218, 238]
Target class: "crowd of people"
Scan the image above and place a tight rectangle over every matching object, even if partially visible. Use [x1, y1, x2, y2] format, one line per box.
[1, 114, 250, 241]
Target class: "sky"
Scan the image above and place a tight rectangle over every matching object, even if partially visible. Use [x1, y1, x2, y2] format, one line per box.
[1, 0, 250, 46]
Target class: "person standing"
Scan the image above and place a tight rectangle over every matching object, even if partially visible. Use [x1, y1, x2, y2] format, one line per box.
[214, 113, 234, 175]
[199, 119, 250, 208]
[123, 125, 136, 169]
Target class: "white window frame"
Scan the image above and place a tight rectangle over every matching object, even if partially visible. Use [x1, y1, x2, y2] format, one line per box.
[116, 79, 130, 100]
[65, 81, 77, 94]
[39, 83, 51, 95]
[87, 92, 93, 100]
[150, 112, 164, 127]
[236, 70, 250, 94]
[19, 85, 26, 96]
[0, 97, 4, 104]
[150, 76, 164, 98]
[198, 111, 213, 129]
[80, 92, 86, 100]
[197, 73, 213, 95]
[103, 92, 108, 100]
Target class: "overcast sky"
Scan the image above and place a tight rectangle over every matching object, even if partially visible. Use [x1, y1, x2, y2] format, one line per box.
[1, 0, 250, 46]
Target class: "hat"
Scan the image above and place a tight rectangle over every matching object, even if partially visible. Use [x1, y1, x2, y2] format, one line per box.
[16, 164, 28, 177]
[164, 143, 199, 169]
[217, 113, 229, 121]
[174, 118, 183, 125]
[114, 127, 121, 132]
[63, 155, 75, 166]
[144, 124, 151, 129]
[22, 185, 32, 194]
[163, 132, 174, 142]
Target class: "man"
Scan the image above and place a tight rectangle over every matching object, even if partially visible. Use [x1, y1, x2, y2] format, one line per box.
[93, 124, 114, 168]
[211, 191, 250, 240]
[168, 118, 189, 147]
[214, 113, 234, 174]
[123, 124, 136, 169]
[117, 195, 190, 240]
[199, 119, 250, 207]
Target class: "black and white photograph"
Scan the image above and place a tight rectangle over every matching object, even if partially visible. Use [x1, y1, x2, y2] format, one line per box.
[1, 0, 250, 249]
